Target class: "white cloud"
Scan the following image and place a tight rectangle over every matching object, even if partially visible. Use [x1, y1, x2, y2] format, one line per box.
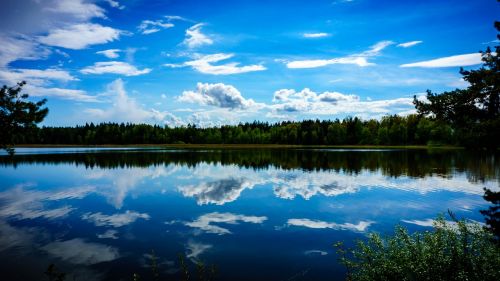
[358, 40, 394, 57]
[304, 250, 328, 256]
[400, 53, 483, 68]
[286, 40, 393, 69]
[178, 177, 260, 205]
[24, 85, 99, 102]
[83, 78, 177, 124]
[96, 49, 121, 59]
[81, 61, 151, 76]
[270, 87, 413, 116]
[179, 82, 263, 110]
[165, 53, 266, 75]
[0, 35, 51, 67]
[397, 41, 423, 48]
[38, 23, 121, 49]
[401, 218, 435, 227]
[0, 183, 95, 220]
[45, 0, 106, 20]
[186, 240, 212, 261]
[0, 68, 77, 86]
[105, 0, 125, 10]
[138, 20, 174, 35]
[303, 33, 330, 38]
[183, 23, 213, 48]
[97, 229, 119, 239]
[286, 57, 371, 68]
[82, 210, 150, 227]
[42, 238, 120, 265]
[287, 218, 374, 232]
[185, 212, 267, 235]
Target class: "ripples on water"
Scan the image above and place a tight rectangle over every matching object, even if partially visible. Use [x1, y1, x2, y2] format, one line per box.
[0, 148, 498, 281]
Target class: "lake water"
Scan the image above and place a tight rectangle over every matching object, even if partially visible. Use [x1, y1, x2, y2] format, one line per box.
[0, 148, 498, 281]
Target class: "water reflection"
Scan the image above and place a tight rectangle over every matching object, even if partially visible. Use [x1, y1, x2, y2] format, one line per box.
[0, 148, 498, 281]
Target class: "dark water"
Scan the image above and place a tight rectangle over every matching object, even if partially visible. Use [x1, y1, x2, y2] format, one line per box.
[0, 148, 498, 281]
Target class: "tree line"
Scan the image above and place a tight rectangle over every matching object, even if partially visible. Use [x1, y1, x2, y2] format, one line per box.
[11, 115, 456, 146]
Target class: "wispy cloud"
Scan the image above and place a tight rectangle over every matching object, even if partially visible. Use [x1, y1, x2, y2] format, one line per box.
[287, 218, 374, 232]
[165, 53, 266, 75]
[400, 53, 482, 68]
[397, 40, 423, 48]
[105, 0, 125, 10]
[81, 61, 151, 76]
[185, 212, 267, 235]
[83, 79, 177, 124]
[303, 33, 330, 38]
[138, 19, 174, 35]
[82, 210, 150, 227]
[38, 23, 121, 49]
[285, 40, 393, 69]
[96, 49, 122, 59]
[183, 23, 213, 48]
[186, 240, 212, 261]
[42, 238, 120, 265]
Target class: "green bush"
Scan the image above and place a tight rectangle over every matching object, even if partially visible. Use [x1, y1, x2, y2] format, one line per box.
[335, 216, 500, 281]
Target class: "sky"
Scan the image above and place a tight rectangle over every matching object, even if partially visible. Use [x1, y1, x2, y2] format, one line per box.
[0, 0, 499, 127]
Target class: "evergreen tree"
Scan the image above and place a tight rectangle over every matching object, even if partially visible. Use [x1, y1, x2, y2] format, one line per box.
[0, 81, 48, 155]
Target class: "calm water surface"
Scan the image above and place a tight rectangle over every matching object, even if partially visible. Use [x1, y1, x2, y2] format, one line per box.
[0, 148, 498, 281]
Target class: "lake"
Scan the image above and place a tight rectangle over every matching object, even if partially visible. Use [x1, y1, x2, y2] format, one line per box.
[0, 148, 498, 281]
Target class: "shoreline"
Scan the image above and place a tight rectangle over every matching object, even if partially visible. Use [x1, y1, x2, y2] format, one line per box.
[13, 144, 463, 149]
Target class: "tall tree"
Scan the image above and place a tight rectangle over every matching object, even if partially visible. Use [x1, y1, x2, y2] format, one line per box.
[0, 81, 48, 155]
[414, 21, 500, 148]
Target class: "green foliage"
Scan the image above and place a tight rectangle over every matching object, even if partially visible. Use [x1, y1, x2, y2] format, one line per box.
[335, 215, 500, 281]
[15, 115, 458, 146]
[0, 81, 48, 154]
[414, 20, 500, 149]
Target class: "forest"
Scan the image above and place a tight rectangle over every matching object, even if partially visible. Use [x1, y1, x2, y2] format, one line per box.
[12, 115, 456, 146]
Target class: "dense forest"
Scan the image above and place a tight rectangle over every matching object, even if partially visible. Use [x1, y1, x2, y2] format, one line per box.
[12, 115, 456, 146]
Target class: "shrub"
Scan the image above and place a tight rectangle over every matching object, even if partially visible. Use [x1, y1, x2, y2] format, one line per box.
[335, 215, 500, 281]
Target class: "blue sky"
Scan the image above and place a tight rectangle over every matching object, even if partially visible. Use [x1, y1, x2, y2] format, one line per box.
[1, 0, 499, 126]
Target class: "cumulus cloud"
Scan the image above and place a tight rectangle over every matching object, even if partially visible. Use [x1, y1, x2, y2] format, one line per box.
[400, 53, 483, 68]
[83, 79, 178, 125]
[183, 23, 213, 48]
[269, 87, 413, 117]
[81, 61, 151, 76]
[42, 238, 120, 265]
[96, 49, 122, 59]
[179, 82, 263, 110]
[178, 177, 258, 205]
[165, 53, 266, 75]
[397, 41, 423, 48]
[286, 40, 393, 69]
[82, 210, 150, 227]
[38, 23, 121, 49]
[287, 218, 374, 232]
[185, 212, 267, 235]
[138, 19, 174, 35]
[303, 33, 330, 38]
